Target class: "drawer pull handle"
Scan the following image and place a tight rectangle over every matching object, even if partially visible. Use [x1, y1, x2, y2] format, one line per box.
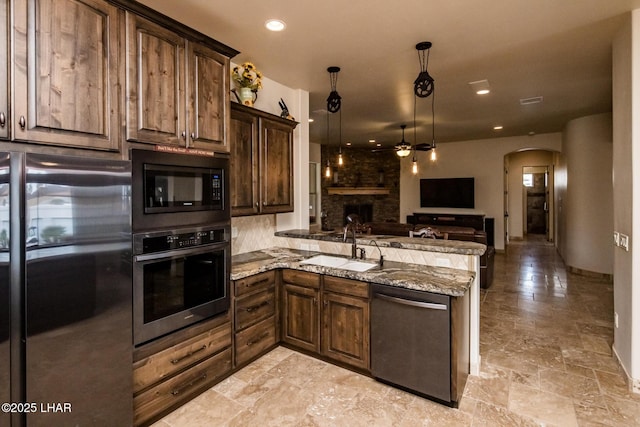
[171, 373, 207, 396]
[247, 332, 270, 346]
[245, 300, 270, 313]
[246, 278, 270, 288]
[0, 112, 5, 128]
[19, 116, 25, 130]
[170, 345, 207, 365]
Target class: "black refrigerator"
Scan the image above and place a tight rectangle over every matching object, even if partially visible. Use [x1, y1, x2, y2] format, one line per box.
[1, 152, 132, 427]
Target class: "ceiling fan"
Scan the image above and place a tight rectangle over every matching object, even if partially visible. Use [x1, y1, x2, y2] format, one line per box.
[372, 125, 432, 157]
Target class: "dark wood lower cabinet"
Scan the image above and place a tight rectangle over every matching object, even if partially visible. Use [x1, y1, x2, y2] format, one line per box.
[233, 271, 278, 366]
[133, 268, 468, 424]
[134, 348, 232, 426]
[133, 315, 232, 426]
[281, 270, 320, 353]
[281, 271, 370, 371]
[322, 276, 370, 371]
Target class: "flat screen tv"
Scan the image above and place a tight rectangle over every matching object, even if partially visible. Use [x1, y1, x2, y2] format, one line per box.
[420, 177, 475, 209]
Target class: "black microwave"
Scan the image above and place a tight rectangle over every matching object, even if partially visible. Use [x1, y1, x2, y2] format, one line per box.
[131, 149, 230, 232]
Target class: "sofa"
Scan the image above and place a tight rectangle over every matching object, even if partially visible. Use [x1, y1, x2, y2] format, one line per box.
[362, 221, 495, 289]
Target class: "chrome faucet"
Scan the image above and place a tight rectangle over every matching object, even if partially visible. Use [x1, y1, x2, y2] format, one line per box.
[343, 214, 361, 258]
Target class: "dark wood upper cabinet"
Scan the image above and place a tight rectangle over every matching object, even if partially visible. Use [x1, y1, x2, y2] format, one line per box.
[261, 116, 294, 214]
[125, 13, 185, 147]
[229, 105, 259, 215]
[12, 0, 121, 150]
[126, 12, 230, 152]
[187, 42, 228, 150]
[230, 102, 297, 216]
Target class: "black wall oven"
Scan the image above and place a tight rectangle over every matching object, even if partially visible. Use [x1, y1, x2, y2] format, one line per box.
[130, 149, 231, 345]
[133, 225, 230, 345]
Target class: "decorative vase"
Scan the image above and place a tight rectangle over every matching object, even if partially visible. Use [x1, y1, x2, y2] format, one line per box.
[237, 87, 256, 107]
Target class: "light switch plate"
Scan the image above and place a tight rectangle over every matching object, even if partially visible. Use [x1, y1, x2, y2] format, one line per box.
[620, 234, 629, 251]
[614, 231, 620, 246]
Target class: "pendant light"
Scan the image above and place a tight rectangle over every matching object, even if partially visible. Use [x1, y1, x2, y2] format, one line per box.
[414, 41, 434, 98]
[327, 66, 344, 168]
[412, 91, 418, 175]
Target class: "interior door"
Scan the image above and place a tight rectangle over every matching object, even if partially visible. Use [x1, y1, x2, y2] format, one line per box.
[526, 172, 547, 234]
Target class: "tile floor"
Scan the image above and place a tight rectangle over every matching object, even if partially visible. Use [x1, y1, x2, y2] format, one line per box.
[153, 236, 640, 426]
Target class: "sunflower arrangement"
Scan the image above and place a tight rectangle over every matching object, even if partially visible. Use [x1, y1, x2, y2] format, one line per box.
[231, 62, 263, 91]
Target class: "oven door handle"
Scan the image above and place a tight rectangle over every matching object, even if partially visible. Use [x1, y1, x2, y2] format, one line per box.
[134, 243, 228, 262]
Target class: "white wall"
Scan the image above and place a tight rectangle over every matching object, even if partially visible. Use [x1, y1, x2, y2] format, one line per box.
[558, 113, 613, 275]
[612, 11, 639, 391]
[230, 67, 310, 246]
[400, 133, 562, 251]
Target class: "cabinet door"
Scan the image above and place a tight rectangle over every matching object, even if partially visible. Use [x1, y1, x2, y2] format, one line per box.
[230, 106, 259, 215]
[260, 117, 294, 213]
[282, 282, 319, 353]
[13, 0, 120, 150]
[187, 42, 228, 151]
[0, 0, 7, 140]
[126, 12, 185, 146]
[322, 292, 370, 370]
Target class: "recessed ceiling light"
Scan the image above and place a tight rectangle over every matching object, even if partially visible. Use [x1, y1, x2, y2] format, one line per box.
[376, 143, 381, 147]
[308, 118, 314, 123]
[469, 79, 490, 95]
[369, 139, 376, 143]
[493, 125, 503, 130]
[346, 141, 352, 146]
[265, 19, 286, 31]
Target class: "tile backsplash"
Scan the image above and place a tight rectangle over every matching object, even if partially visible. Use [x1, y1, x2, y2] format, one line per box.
[231, 215, 279, 255]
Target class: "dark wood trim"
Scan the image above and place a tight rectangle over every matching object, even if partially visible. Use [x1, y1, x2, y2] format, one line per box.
[231, 102, 299, 129]
[107, 0, 239, 58]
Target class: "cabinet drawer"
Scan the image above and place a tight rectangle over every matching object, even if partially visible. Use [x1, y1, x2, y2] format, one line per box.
[234, 270, 276, 298]
[235, 315, 277, 366]
[134, 348, 232, 426]
[236, 288, 276, 331]
[282, 269, 320, 289]
[323, 275, 369, 299]
[133, 321, 231, 394]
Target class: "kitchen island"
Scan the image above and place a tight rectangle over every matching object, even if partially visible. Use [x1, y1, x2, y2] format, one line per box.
[231, 247, 475, 405]
[269, 229, 484, 377]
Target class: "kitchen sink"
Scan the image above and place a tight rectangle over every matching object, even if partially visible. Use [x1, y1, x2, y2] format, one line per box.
[300, 255, 377, 272]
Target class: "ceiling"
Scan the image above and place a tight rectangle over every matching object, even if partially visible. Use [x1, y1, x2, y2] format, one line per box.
[138, 0, 640, 149]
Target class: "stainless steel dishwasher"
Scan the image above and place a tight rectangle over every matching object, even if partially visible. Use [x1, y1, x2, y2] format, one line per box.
[371, 283, 454, 405]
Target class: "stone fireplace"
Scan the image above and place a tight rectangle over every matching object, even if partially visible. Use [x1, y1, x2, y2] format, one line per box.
[321, 146, 400, 230]
[343, 203, 373, 223]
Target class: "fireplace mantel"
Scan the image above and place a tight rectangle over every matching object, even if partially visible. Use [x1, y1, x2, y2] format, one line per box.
[326, 186, 390, 195]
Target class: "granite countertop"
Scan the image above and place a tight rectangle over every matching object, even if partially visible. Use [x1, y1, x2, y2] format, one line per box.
[274, 229, 486, 256]
[231, 247, 475, 297]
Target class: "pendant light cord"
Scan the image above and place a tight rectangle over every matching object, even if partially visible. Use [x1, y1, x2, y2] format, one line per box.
[413, 94, 417, 160]
[431, 86, 436, 149]
[418, 46, 430, 73]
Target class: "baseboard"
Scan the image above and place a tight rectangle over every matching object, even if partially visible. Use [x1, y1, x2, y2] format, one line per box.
[611, 344, 640, 394]
[470, 355, 481, 376]
[566, 265, 613, 282]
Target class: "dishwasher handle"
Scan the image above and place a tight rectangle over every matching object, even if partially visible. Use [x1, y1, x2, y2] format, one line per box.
[374, 293, 447, 310]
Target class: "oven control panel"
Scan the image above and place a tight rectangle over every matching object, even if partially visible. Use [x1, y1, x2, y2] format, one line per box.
[135, 227, 227, 255]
